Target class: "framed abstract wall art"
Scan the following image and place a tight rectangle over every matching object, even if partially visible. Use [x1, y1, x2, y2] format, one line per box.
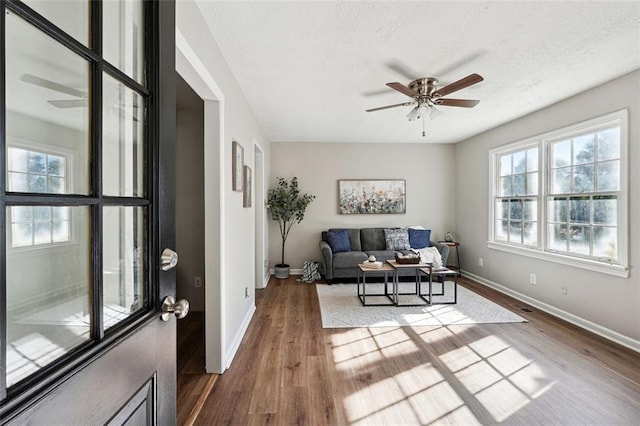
[338, 179, 406, 214]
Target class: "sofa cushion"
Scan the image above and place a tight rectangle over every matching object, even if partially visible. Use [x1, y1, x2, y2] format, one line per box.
[333, 251, 368, 269]
[384, 228, 410, 250]
[328, 228, 361, 251]
[408, 228, 431, 249]
[327, 230, 351, 253]
[361, 228, 387, 251]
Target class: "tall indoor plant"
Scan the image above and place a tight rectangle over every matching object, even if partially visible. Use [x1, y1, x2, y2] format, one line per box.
[268, 177, 315, 278]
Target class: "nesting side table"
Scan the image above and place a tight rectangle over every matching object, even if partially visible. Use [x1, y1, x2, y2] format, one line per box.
[356, 263, 396, 306]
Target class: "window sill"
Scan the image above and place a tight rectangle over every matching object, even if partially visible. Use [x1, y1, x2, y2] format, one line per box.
[487, 241, 629, 278]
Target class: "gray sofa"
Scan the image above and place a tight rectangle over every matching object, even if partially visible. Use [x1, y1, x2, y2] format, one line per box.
[319, 227, 449, 283]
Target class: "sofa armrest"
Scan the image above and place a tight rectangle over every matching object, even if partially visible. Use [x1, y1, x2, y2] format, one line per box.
[319, 240, 334, 280]
[432, 241, 450, 267]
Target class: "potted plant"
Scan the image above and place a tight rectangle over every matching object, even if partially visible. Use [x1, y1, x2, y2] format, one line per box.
[267, 177, 315, 279]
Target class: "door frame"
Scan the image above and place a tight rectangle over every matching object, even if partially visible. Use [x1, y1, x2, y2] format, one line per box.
[175, 29, 226, 374]
[253, 142, 268, 288]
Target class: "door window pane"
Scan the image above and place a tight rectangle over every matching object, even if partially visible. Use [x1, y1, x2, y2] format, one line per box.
[103, 73, 146, 197]
[103, 0, 145, 84]
[6, 207, 91, 387]
[5, 10, 90, 195]
[103, 207, 146, 330]
[23, 0, 90, 46]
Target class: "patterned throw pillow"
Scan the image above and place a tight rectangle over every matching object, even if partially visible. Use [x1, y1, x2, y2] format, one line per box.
[327, 230, 351, 253]
[384, 228, 410, 250]
[408, 228, 431, 249]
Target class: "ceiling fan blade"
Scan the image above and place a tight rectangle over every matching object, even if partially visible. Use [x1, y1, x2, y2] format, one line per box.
[386, 82, 418, 98]
[20, 73, 87, 98]
[48, 99, 88, 108]
[434, 73, 483, 98]
[366, 102, 412, 112]
[434, 98, 480, 108]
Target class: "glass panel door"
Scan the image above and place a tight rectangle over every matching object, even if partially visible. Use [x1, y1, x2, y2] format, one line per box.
[2, 0, 150, 402]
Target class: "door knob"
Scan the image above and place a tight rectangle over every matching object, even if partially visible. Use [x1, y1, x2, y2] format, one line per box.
[160, 248, 178, 271]
[160, 296, 190, 321]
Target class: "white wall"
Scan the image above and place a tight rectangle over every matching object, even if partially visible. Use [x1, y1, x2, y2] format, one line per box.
[455, 70, 640, 345]
[269, 142, 456, 270]
[176, 0, 270, 370]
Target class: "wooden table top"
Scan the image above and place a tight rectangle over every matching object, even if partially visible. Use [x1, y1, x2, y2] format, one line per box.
[386, 260, 431, 269]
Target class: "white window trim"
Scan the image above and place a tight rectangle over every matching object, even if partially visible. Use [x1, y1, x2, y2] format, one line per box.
[488, 109, 629, 277]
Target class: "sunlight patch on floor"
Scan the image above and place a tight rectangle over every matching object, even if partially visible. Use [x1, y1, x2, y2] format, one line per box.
[333, 325, 555, 424]
[440, 334, 556, 422]
[331, 327, 418, 370]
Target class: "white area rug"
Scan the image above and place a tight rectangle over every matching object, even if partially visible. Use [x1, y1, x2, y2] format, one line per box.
[316, 281, 526, 328]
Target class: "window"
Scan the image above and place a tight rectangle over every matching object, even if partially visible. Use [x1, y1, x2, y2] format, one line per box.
[7, 146, 67, 194]
[495, 146, 539, 245]
[489, 110, 628, 277]
[7, 146, 71, 248]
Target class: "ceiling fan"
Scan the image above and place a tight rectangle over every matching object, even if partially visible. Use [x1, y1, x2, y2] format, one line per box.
[19, 73, 88, 109]
[19, 73, 140, 121]
[366, 73, 484, 136]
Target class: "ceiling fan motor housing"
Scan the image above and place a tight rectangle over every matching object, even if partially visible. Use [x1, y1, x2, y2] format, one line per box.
[409, 77, 439, 99]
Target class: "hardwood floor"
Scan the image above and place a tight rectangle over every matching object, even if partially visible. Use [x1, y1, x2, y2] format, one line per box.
[177, 311, 218, 426]
[194, 276, 640, 425]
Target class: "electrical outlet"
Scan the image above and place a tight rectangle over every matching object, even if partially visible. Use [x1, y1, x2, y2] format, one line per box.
[561, 284, 567, 295]
[478, 257, 484, 267]
[529, 273, 536, 285]
[194, 277, 202, 288]
[245, 287, 249, 298]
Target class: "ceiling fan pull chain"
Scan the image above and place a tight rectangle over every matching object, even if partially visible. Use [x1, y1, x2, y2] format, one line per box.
[422, 114, 426, 137]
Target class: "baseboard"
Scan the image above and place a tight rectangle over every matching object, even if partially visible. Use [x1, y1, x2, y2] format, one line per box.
[463, 270, 640, 353]
[268, 269, 302, 276]
[225, 303, 256, 368]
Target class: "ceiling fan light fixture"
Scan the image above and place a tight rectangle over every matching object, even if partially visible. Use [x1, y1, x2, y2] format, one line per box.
[429, 105, 442, 120]
[417, 103, 430, 120]
[406, 106, 419, 121]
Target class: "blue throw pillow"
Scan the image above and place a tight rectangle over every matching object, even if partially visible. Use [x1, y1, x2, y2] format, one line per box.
[327, 230, 351, 253]
[408, 228, 431, 249]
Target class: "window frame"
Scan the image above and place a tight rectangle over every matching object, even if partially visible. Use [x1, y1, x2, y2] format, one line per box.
[488, 109, 629, 277]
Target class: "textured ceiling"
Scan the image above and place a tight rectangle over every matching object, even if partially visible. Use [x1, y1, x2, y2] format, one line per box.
[195, 1, 640, 144]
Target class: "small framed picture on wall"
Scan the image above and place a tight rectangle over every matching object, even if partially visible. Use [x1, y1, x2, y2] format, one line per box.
[232, 141, 244, 192]
[243, 166, 252, 208]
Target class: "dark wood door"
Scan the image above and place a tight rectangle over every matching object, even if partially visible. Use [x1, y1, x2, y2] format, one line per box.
[1, 1, 178, 423]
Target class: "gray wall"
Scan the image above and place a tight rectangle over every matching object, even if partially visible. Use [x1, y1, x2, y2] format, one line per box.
[269, 142, 456, 270]
[176, 77, 205, 312]
[455, 70, 640, 343]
